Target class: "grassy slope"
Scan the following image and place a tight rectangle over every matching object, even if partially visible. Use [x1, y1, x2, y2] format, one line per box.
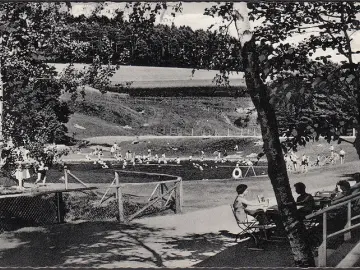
[65, 88, 256, 138]
[52, 64, 245, 87]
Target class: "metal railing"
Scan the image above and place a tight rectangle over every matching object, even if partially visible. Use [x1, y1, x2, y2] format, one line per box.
[305, 191, 360, 266]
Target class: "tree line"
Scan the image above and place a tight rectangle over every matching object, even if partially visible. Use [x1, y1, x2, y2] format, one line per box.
[50, 11, 242, 70]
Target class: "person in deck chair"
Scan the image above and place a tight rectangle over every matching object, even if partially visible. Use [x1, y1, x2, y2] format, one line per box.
[294, 182, 315, 220]
[233, 184, 268, 224]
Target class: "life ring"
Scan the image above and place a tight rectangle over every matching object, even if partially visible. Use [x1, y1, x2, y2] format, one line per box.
[232, 168, 242, 179]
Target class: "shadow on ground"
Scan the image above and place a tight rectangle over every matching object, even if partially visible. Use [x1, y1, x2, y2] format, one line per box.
[0, 221, 235, 267]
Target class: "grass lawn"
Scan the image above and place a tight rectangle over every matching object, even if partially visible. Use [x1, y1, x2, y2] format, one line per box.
[52, 64, 245, 87]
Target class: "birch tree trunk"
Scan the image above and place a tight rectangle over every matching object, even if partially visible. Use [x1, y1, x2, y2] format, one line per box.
[241, 37, 315, 266]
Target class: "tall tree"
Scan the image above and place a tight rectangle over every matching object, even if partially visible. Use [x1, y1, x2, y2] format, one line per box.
[203, 3, 315, 266]
[249, 2, 360, 155]
[0, 3, 117, 174]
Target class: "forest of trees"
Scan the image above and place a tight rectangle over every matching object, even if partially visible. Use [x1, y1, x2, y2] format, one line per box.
[50, 12, 242, 70]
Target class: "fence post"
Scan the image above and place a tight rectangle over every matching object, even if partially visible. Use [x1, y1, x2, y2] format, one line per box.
[115, 172, 125, 223]
[353, 128, 356, 137]
[191, 128, 194, 136]
[345, 201, 352, 241]
[175, 179, 183, 214]
[64, 166, 68, 190]
[55, 192, 65, 223]
[318, 212, 327, 267]
[227, 128, 230, 137]
[160, 183, 165, 208]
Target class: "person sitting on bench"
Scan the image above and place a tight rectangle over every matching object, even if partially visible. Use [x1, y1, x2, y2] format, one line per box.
[233, 184, 268, 223]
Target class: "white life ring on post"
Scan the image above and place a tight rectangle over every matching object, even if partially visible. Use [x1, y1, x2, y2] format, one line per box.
[232, 168, 242, 179]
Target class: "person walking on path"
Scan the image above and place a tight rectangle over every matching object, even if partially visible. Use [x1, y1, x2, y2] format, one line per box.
[339, 148, 346, 164]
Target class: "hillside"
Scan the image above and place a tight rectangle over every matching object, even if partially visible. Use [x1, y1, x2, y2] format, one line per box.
[64, 87, 258, 138]
[52, 64, 245, 88]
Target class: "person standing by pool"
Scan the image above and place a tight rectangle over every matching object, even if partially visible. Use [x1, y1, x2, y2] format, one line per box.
[301, 154, 307, 173]
[113, 142, 118, 151]
[98, 149, 103, 161]
[290, 153, 298, 172]
[201, 150, 205, 161]
[110, 146, 116, 157]
[316, 154, 321, 166]
[339, 148, 346, 164]
[35, 158, 48, 185]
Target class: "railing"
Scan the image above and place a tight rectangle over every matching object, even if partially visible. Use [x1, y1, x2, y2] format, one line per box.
[99, 170, 183, 223]
[305, 191, 360, 266]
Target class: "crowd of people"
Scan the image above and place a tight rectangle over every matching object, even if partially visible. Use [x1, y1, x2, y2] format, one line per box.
[284, 145, 347, 174]
[1, 145, 60, 188]
[86, 142, 248, 169]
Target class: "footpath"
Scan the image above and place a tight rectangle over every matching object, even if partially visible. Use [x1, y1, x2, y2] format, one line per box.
[0, 163, 360, 267]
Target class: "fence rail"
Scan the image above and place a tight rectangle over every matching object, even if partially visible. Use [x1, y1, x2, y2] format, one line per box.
[151, 126, 262, 137]
[0, 169, 183, 233]
[99, 170, 183, 223]
[305, 191, 360, 266]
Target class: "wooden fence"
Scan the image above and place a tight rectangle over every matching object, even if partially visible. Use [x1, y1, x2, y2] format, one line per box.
[99, 170, 183, 223]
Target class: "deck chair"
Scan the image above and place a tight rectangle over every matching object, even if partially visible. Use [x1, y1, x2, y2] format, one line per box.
[230, 204, 258, 243]
[230, 205, 277, 250]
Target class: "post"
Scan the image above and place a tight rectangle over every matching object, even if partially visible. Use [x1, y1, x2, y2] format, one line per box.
[353, 128, 356, 137]
[240, 128, 243, 136]
[115, 172, 119, 200]
[345, 201, 352, 241]
[159, 183, 165, 208]
[175, 179, 183, 214]
[227, 128, 230, 137]
[115, 172, 125, 223]
[318, 212, 327, 267]
[254, 128, 256, 136]
[191, 128, 194, 136]
[64, 166, 68, 190]
[55, 192, 65, 223]
[0, 59, 2, 141]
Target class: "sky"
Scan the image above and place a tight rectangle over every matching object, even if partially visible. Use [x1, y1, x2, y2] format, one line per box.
[70, 2, 360, 64]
